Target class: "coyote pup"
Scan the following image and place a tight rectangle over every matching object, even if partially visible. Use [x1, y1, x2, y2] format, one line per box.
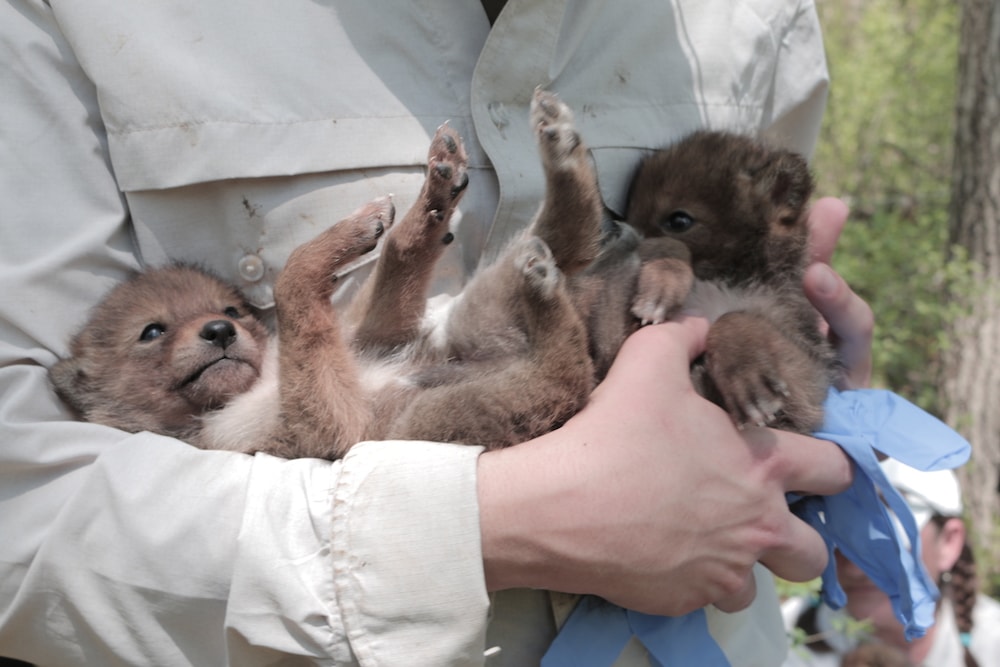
[627, 130, 838, 433]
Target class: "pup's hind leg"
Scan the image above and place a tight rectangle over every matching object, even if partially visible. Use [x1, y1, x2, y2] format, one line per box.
[393, 237, 595, 448]
[271, 199, 392, 459]
[348, 124, 470, 351]
[527, 89, 603, 275]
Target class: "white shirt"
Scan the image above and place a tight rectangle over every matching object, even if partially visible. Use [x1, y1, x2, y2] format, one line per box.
[0, 1, 829, 665]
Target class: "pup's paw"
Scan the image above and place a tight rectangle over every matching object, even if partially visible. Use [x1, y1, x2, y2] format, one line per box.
[339, 195, 395, 256]
[513, 236, 561, 298]
[631, 257, 693, 325]
[277, 196, 395, 303]
[531, 88, 585, 173]
[425, 123, 470, 221]
[705, 312, 818, 431]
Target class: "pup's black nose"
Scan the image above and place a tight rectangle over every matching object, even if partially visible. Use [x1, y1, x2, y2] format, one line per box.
[200, 320, 237, 349]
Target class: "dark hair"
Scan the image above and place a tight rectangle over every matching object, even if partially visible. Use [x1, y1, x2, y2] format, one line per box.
[798, 518, 981, 667]
[930, 514, 979, 667]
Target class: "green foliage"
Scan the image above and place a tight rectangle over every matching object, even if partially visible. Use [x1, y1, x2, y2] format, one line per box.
[780, 587, 875, 653]
[816, 0, 958, 205]
[830, 614, 876, 644]
[774, 576, 822, 601]
[834, 208, 975, 413]
[815, 0, 973, 415]
[986, 562, 1000, 599]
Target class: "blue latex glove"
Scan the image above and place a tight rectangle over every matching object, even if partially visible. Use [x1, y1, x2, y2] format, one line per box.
[793, 388, 971, 640]
[542, 598, 728, 667]
[541, 388, 970, 665]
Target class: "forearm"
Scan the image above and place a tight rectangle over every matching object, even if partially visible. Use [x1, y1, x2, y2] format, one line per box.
[0, 430, 335, 664]
[0, 404, 491, 667]
[477, 427, 597, 596]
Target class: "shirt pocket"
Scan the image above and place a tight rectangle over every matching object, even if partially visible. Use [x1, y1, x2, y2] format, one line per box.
[121, 117, 467, 311]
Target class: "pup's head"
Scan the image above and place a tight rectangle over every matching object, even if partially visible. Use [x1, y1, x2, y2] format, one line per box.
[50, 265, 270, 439]
[626, 131, 814, 282]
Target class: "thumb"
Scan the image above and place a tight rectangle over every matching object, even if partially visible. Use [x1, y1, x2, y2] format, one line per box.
[807, 197, 849, 264]
[804, 263, 873, 389]
[599, 317, 709, 394]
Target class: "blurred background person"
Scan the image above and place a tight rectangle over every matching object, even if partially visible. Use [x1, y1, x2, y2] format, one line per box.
[783, 459, 1000, 666]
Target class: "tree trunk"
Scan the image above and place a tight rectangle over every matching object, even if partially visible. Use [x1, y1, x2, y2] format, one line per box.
[944, 0, 1000, 586]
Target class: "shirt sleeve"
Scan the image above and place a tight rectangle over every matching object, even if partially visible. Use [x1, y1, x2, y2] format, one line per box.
[758, 0, 830, 158]
[0, 3, 489, 665]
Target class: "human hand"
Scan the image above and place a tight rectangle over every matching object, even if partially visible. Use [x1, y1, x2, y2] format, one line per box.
[477, 317, 852, 616]
[804, 197, 874, 388]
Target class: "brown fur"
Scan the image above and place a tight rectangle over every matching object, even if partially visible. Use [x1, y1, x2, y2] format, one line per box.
[51, 90, 626, 458]
[626, 131, 838, 433]
[49, 267, 272, 444]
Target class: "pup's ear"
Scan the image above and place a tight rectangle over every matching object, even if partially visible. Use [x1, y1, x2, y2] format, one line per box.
[49, 356, 95, 415]
[756, 151, 814, 227]
[748, 150, 813, 226]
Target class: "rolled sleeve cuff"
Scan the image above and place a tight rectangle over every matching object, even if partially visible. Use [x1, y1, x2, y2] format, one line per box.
[334, 440, 490, 666]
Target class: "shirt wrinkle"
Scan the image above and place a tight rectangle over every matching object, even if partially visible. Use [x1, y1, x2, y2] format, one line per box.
[109, 114, 462, 136]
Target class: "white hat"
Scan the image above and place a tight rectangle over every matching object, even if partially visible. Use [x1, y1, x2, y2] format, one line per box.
[880, 458, 964, 528]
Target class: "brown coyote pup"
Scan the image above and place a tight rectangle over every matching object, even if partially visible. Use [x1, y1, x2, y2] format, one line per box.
[626, 130, 838, 433]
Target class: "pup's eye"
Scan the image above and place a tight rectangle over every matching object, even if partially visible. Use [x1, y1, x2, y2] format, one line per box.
[660, 211, 695, 233]
[139, 323, 167, 342]
[223, 306, 240, 318]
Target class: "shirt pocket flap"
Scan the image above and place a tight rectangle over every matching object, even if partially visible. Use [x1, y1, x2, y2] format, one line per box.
[109, 116, 478, 193]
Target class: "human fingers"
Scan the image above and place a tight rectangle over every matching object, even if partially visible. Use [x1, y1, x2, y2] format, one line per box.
[744, 427, 853, 496]
[803, 197, 874, 388]
[807, 197, 849, 264]
[713, 471, 840, 610]
[758, 511, 832, 583]
[712, 433, 849, 612]
[595, 316, 709, 395]
[740, 428, 851, 583]
[712, 572, 757, 613]
[804, 262, 874, 389]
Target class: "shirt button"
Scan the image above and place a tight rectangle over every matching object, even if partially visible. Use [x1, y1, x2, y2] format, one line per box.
[237, 254, 265, 282]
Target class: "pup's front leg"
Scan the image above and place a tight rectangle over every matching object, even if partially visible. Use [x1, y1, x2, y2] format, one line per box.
[528, 88, 603, 275]
[271, 199, 392, 459]
[631, 237, 695, 325]
[349, 123, 469, 351]
[703, 310, 829, 434]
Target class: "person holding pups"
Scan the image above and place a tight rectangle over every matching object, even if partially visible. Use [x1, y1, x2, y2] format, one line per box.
[0, 2, 871, 666]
